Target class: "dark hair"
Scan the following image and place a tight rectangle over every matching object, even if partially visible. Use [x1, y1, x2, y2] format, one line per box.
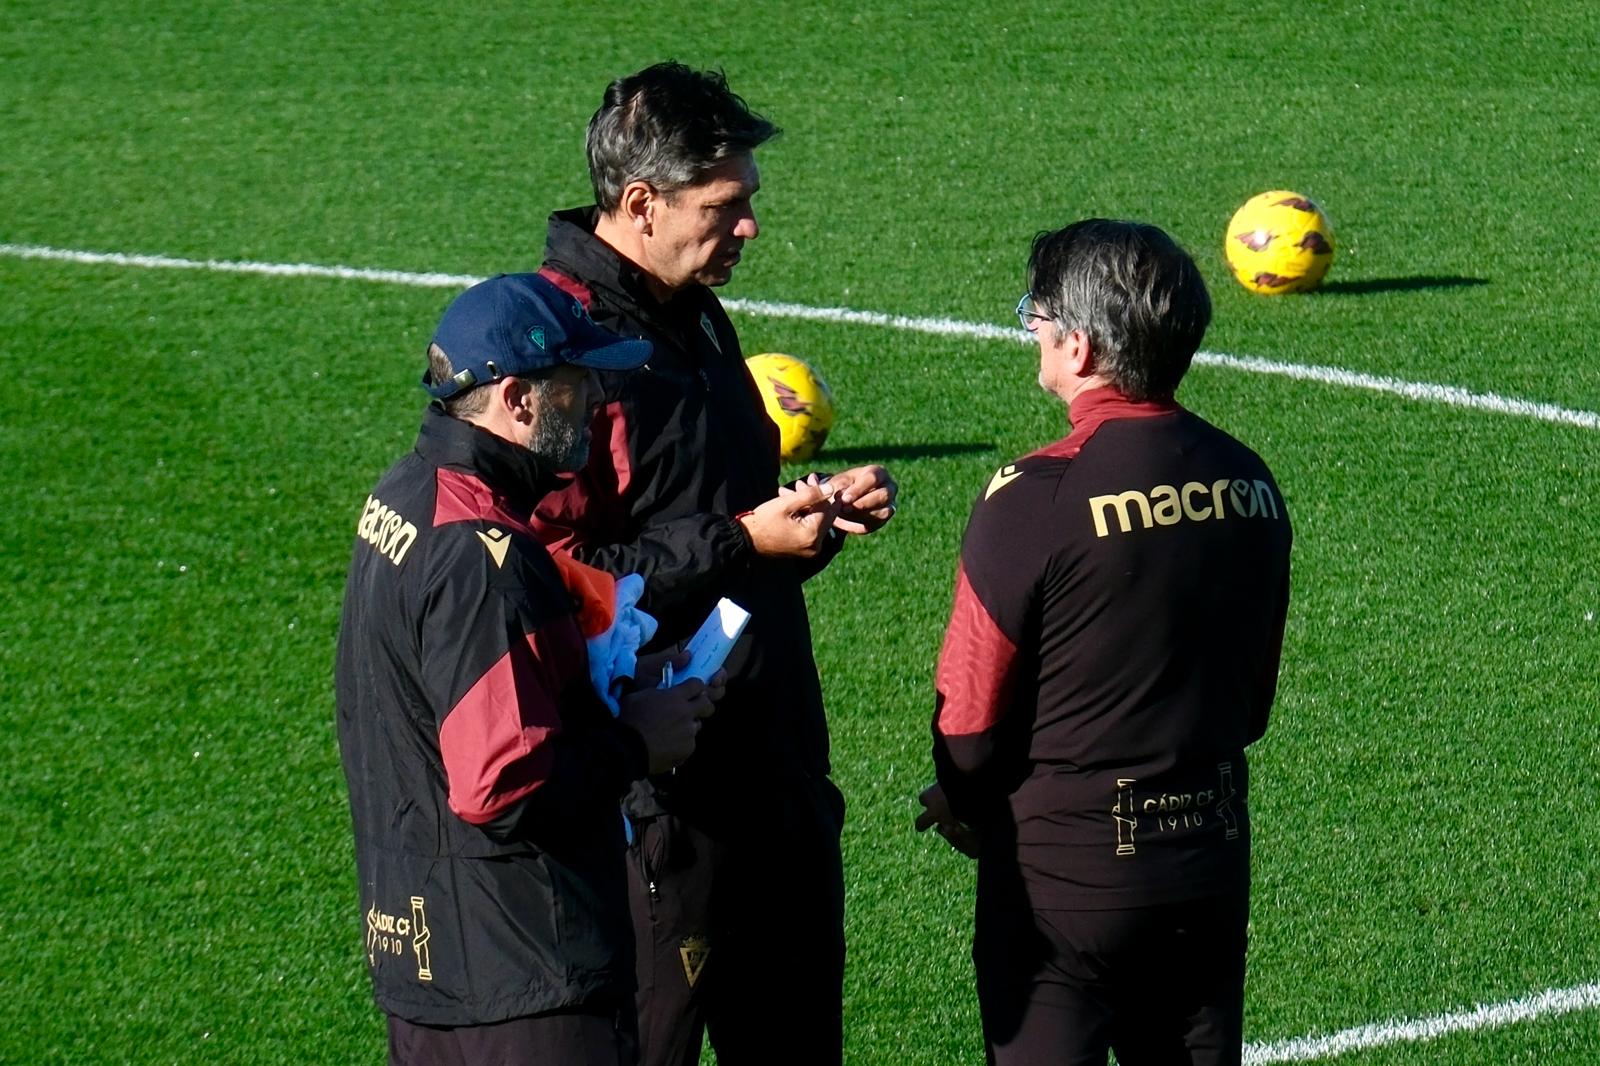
[1027, 219, 1211, 401]
[586, 62, 779, 211]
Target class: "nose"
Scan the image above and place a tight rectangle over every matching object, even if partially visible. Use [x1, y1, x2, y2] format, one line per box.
[733, 206, 759, 241]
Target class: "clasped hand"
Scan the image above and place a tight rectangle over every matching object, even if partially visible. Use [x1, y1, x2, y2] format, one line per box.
[776, 466, 898, 536]
[913, 782, 981, 859]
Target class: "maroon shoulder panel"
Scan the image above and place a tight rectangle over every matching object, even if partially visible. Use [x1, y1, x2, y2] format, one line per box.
[934, 565, 1020, 738]
[434, 468, 535, 535]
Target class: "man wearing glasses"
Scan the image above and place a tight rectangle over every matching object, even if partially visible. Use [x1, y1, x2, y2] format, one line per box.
[916, 220, 1292, 1065]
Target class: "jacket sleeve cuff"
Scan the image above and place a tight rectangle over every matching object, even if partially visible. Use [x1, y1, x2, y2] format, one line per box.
[724, 512, 757, 561]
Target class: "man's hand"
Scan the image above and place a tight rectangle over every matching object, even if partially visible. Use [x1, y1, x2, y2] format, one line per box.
[619, 675, 719, 775]
[825, 465, 897, 535]
[739, 481, 840, 558]
[914, 782, 980, 859]
[632, 646, 686, 689]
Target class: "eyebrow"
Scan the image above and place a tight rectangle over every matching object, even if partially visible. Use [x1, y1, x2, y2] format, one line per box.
[707, 187, 758, 208]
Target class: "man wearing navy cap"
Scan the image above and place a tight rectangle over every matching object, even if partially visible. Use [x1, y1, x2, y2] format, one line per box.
[336, 273, 721, 1065]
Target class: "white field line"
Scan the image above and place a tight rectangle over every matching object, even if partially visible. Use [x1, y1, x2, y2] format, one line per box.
[1244, 980, 1600, 1063]
[5, 241, 1600, 434]
[0, 241, 481, 289]
[723, 297, 1600, 432]
[6, 237, 1600, 1055]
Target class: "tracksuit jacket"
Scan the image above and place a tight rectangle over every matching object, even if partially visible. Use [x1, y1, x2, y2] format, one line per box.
[336, 408, 648, 1025]
[934, 387, 1293, 909]
[533, 206, 841, 810]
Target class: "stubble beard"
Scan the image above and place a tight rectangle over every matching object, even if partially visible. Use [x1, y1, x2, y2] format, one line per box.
[528, 388, 590, 473]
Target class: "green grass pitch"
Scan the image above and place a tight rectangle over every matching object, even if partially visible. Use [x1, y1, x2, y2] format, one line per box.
[3, 2, 1599, 1062]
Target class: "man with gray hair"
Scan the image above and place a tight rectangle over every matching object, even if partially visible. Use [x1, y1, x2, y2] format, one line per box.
[532, 63, 898, 1066]
[916, 220, 1292, 1065]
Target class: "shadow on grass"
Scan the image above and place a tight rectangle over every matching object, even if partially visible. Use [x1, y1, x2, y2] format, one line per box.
[1317, 275, 1488, 295]
[819, 442, 995, 463]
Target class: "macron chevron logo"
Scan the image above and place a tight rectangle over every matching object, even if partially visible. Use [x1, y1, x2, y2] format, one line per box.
[476, 528, 511, 568]
[985, 464, 1022, 499]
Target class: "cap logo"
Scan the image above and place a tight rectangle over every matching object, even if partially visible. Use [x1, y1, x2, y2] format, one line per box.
[528, 327, 546, 350]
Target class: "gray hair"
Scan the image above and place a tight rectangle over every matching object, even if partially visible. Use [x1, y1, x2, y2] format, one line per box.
[426, 343, 589, 470]
[1027, 219, 1211, 401]
[426, 343, 495, 418]
[587, 62, 778, 211]
[426, 344, 589, 470]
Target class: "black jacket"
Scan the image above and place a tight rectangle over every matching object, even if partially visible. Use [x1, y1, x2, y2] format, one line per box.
[533, 207, 840, 807]
[934, 388, 1292, 909]
[335, 408, 648, 1024]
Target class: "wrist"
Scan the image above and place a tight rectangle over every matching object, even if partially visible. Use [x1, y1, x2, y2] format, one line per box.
[732, 510, 757, 554]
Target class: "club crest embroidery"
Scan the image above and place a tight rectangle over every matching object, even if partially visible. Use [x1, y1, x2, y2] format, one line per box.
[679, 934, 710, 988]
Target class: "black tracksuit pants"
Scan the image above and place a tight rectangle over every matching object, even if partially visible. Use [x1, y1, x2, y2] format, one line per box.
[974, 883, 1250, 1066]
[627, 776, 847, 1066]
[387, 1003, 637, 1066]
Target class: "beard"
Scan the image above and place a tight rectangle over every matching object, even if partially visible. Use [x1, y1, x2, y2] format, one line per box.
[527, 387, 590, 473]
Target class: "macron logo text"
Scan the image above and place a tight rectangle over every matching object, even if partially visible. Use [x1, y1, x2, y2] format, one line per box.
[357, 495, 418, 565]
[1089, 478, 1280, 538]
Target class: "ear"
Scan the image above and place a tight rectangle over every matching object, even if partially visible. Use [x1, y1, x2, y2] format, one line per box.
[1063, 328, 1095, 377]
[493, 376, 534, 424]
[617, 181, 655, 235]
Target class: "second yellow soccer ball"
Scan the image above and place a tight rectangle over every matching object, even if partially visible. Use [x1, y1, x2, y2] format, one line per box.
[1223, 191, 1335, 294]
[745, 353, 836, 464]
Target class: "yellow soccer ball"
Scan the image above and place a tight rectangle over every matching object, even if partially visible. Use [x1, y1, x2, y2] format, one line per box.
[745, 353, 836, 464]
[1223, 190, 1335, 294]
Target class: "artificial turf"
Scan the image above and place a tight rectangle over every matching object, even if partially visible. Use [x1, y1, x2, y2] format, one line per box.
[3, 2, 1598, 1062]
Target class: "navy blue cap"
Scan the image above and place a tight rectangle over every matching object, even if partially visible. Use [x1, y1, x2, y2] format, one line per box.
[425, 272, 651, 399]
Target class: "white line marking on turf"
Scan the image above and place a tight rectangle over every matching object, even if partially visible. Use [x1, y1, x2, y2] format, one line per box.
[1243, 980, 1600, 1063]
[5, 241, 1599, 431]
[723, 297, 1600, 432]
[0, 241, 479, 289]
[721, 294, 1026, 344]
[1195, 352, 1600, 432]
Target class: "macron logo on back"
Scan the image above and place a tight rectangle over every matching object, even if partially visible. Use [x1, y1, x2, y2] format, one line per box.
[357, 495, 419, 565]
[1089, 478, 1280, 538]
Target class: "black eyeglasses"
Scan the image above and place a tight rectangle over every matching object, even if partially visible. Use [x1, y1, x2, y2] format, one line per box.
[1015, 292, 1051, 332]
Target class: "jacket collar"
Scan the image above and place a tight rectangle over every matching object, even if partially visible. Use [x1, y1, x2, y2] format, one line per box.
[545, 206, 664, 314]
[415, 406, 566, 514]
[1032, 385, 1183, 460]
[1068, 384, 1180, 427]
[543, 207, 716, 351]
